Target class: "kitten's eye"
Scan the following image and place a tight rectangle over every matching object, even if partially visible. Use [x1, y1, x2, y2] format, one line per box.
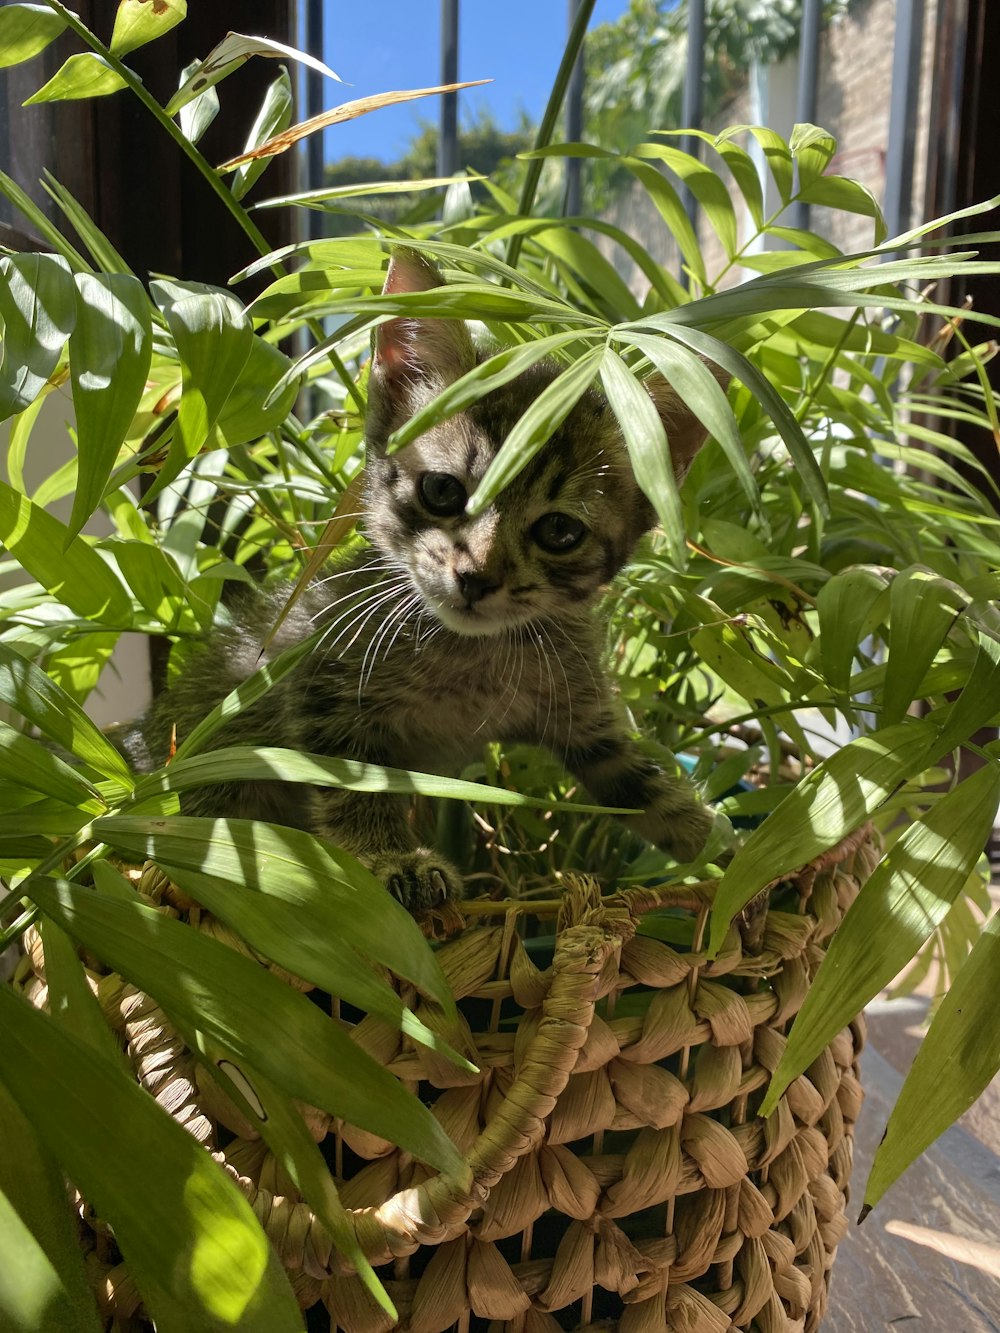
[419, 471, 467, 517]
[531, 512, 586, 553]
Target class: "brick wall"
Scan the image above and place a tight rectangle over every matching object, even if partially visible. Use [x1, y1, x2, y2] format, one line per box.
[596, 0, 940, 297]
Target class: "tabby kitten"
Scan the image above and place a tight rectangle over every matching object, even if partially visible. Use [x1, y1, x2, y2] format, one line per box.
[127, 249, 721, 909]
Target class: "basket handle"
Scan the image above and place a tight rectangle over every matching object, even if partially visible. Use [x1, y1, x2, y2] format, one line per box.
[348, 911, 632, 1264]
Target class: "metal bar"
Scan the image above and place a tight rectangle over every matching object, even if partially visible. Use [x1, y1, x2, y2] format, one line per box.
[789, 0, 823, 232]
[883, 0, 927, 240]
[304, 0, 324, 239]
[680, 0, 706, 261]
[564, 0, 586, 217]
[506, 0, 597, 273]
[923, 0, 969, 223]
[438, 0, 460, 177]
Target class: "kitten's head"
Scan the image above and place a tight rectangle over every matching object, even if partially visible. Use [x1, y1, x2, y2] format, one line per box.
[364, 249, 721, 637]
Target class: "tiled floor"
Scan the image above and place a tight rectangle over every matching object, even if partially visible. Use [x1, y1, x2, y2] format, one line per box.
[826, 992, 1000, 1330]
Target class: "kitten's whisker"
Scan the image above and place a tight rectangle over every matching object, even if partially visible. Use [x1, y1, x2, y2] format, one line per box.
[533, 631, 556, 749]
[358, 593, 420, 700]
[540, 623, 573, 757]
[303, 581, 401, 692]
[552, 618, 601, 699]
[309, 559, 391, 592]
[306, 570, 399, 627]
[377, 597, 423, 686]
[310, 577, 409, 639]
[490, 631, 525, 736]
[312, 580, 411, 663]
[326, 586, 412, 660]
[473, 630, 515, 736]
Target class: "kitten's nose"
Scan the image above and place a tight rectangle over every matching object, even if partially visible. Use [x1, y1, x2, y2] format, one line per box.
[458, 571, 501, 606]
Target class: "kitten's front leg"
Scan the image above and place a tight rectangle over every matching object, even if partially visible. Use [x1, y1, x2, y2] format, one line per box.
[565, 732, 716, 864]
[308, 787, 464, 910]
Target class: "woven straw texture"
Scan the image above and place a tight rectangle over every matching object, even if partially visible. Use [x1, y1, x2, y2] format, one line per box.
[18, 825, 880, 1332]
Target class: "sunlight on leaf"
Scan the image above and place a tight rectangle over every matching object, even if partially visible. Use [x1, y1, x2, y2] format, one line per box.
[0, 987, 302, 1331]
[23, 53, 127, 104]
[110, 0, 186, 58]
[760, 762, 1000, 1116]
[0, 254, 76, 422]
[166, 31, 341, 117]
[708, 719, 938, 955]
[0, 4, 67, 68]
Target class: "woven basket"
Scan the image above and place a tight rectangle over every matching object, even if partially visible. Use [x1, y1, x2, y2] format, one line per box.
[18, 825, 881, 1332]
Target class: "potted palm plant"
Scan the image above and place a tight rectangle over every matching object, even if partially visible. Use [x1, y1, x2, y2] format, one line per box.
[1, 3, 998, 1330]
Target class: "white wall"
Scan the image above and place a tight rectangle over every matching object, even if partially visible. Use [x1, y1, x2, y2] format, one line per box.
[0, 394, 152, 727]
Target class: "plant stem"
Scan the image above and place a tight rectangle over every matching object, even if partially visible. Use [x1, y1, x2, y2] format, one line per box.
[505, 0, 597, 274]
[40, 1, 279, 270]
[795, 308, 862, 424]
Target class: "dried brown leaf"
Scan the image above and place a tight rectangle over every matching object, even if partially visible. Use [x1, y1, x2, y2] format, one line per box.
[594, 1218, 653, 1295]
[537, 1220, 594, 1311]
[837, 1068, 864, 1121]
[219, 80, 491, 169]
[349, 1013, 402, 1067]
[412, 1003, 480, 1087]
[467, 1239, 530, 1320]
[733, 1236, 774, 1325]
[760, 1227, 796, 1271]
[601, 1124, 682, 1218]
[759, 1095, 797, 1168]
[509, 936, 550, 1008]
[408, 1237, 469, 1333]
[680, 1112, 749, 1188]
[432, 1085, 482, 1156]
[671, 1187, 727, 1281]
[337, 1155, 397, 1210]
[547, 1068, 616, 1145]
[619, 1288, 667, 1333]
[475, 1150, 549, 1241]
[665, 1281, 731, 1333]
[538, 1143, 600, 1219]
[608, 1058, 689, 1130]
[774, 1261, 813, 1308]
[808, 1172, 843, 1223]
[572, 1012, 620, 1073]
[619, 986, 704, 1065]
[692, 978, 754, 1046]
[620, 934, 691, 987]
[323, 1272, 396, 1333]
[772, 953, 810, 1023]
[523, 1308, 565, 1333]
[687, 1041, 743, 1112]
[338, 1121, 395, 1161]
[436, 926, 503, 1000]
[737, 1176, 775, 1237]
[762, 909, 815, 959]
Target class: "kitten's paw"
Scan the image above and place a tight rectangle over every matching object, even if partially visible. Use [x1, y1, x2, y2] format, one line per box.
[643, 794, 718, 863]
[369, 850, 464, 912]
[658, 806, 716, 862]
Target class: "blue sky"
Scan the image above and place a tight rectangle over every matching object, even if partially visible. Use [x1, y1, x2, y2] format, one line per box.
[317, 1, 632, 164]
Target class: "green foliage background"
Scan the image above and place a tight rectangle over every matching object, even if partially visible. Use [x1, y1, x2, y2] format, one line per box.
[0, 1, 999, 1328]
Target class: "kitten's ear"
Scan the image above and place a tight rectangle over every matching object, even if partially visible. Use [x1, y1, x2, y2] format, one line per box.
[645, 362, 732, 482]
[372, 248, 476, 388]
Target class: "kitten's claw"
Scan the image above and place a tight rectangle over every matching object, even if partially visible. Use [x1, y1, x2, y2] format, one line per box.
[371, 850, 464, 912]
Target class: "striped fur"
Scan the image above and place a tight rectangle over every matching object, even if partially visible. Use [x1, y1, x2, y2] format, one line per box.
[127, 252, 719, 909]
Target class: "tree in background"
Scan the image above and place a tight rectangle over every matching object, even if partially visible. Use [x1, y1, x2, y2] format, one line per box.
[321, 110, 533, 233]
[321, 0, 857, 223]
